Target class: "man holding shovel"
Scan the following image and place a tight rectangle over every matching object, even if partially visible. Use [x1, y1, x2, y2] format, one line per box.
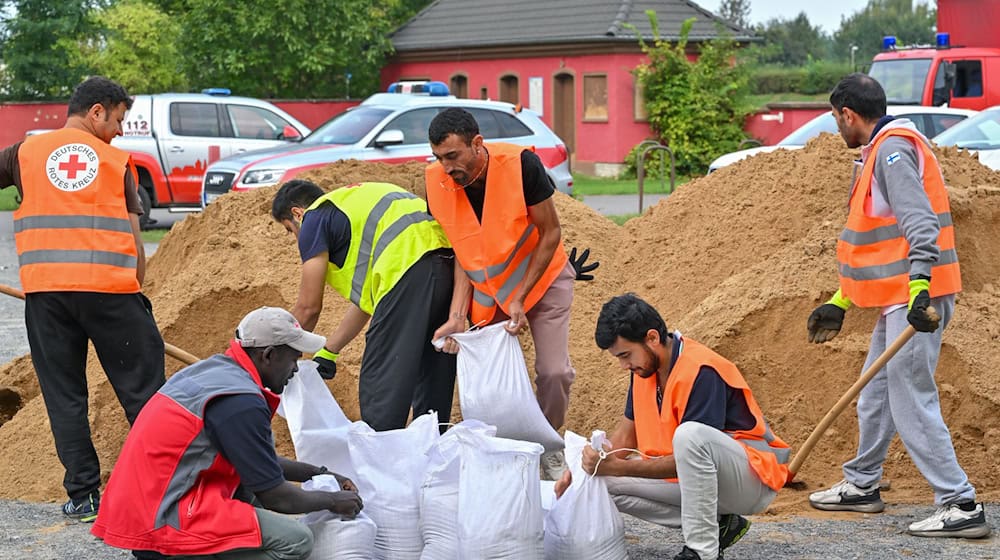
[806, 73, 988, 538]
[0, 76, 165, 523]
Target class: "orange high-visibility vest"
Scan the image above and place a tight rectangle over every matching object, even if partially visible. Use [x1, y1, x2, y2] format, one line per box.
[426, 142, 568, 324]
[15, 128, 140, 294]
[837, 128, 961, 307]
[633, 337, 791, 491]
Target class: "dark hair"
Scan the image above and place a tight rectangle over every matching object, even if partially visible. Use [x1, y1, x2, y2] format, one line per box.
[271, 179, 325, 221]
[67, 76, 132, 117]
[829, 73, 886, 122]
[595, 293, 668, 350]
[428, 107, 479, 145]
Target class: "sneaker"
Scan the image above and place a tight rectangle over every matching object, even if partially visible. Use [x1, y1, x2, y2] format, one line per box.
[540, 449, 568, 481]
[907, 502, 991, 539]
[673, 545, 703, 560]
[62, 491, 99, 523]
[719, 513, 750, 550]
[809, 479, 884, 513]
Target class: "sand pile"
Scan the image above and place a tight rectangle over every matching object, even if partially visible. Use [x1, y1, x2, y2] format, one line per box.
[1, 140, 998, 514]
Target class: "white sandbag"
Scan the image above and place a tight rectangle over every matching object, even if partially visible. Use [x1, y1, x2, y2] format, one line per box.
[449, 323, 563, 451]
[277, 361, 357, 482]
[349, 412, 440, 560]
[302, 510, 377, 560]
[419, 420, 497, 560]
[457, 430, 545, 559]
[543, 431, 628, 560]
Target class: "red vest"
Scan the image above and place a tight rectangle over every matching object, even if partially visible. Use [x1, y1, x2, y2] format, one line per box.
[633, 337, 790, 491]
[92, 341, 281, 555]
[426, 142, 568, 324]
[837, 127, 961, 307]
[14, 128, 140, 294]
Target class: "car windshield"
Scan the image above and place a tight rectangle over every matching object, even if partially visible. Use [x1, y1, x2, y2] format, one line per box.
[302, 107, 392, 145]
[777, 113, 838, 146]
[933, 108, 1000, 150]
[869, 59, 933, 105]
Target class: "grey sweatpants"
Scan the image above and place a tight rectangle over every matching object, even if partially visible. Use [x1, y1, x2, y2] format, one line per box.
[164, 508, 314, 559]
[603, 422, 776, 560]
[843, 294, 976, 505]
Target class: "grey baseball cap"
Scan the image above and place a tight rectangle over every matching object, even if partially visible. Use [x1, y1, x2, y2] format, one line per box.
[236, 307, 326, 353]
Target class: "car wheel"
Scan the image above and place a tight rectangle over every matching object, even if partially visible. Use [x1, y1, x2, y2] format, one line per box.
[138, 186, 156, 231]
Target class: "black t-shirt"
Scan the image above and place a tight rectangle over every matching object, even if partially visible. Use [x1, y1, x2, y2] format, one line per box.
[431, 149, 555, 223]
[623, 334, 756, 432]
[296, 201, 352, 267]
[203, 394, 285, 493]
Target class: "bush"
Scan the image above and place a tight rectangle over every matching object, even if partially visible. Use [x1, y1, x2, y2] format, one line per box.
[750, 60, 853, 95]
[626, 14, 753, 178]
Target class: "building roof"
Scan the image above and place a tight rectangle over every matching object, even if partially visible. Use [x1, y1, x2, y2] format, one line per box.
[390, 0, 754, 51]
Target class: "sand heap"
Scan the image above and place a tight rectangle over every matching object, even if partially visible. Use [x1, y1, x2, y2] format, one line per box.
[0, 143, 998, 514]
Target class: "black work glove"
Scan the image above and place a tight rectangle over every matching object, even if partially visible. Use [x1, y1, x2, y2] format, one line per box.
[313, 348, 338, 380]
[907, 289, 940, 332]
[569, 246, 599, 281]
[807, 303, 845, 343]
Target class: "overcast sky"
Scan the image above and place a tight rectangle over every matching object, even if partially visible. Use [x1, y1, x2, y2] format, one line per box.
[738, 0, 934, 33]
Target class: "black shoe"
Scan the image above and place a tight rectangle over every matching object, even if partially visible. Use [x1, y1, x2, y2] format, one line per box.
[719, 513, 751, 550]
[62, 491, 99, 523]
[673, 546, 703, 560]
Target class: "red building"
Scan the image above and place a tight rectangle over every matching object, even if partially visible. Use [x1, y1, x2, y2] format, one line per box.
[382, 0, 753, 175]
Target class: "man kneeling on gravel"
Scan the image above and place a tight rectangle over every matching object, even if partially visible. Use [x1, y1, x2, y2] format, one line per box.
[91, 307, 362, 560]
[556, 294, 790, 560]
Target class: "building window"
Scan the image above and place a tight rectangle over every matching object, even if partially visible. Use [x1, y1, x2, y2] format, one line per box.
[583, 74, 608, 122]
[633, 76, 648, 121]
[480, 86, 489, 100]
[500, 74, 519, 105]
[450, 74, 468, 98]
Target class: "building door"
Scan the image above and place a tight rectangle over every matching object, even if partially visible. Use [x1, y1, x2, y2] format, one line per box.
[553, 73, 575, 154]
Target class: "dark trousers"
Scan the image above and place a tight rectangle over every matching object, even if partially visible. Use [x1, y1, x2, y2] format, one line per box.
[24, 291, 166, 499]
[359, 251, 457, 431]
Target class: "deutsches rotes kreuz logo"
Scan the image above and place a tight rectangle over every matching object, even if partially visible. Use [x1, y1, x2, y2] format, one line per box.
[46, 143, 99, 192]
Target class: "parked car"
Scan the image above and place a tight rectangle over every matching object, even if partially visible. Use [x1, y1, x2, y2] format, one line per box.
[112, 91, 310, 226]
[932, 105, 1000, 170]
[708, 105, 976, 172]
[201, 82, 573, 205]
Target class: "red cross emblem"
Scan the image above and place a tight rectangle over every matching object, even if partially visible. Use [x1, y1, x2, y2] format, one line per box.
[58, 154, 89, 179]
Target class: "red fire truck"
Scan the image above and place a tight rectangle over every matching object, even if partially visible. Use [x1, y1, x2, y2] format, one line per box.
[868, 0, 1000, 110]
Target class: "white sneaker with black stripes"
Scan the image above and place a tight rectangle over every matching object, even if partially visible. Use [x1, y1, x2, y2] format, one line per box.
[907, 502, 990, 539]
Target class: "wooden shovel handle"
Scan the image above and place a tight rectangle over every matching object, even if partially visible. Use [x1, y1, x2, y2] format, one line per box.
[0, 283, 199, 366]
[788, 305, 938, 479]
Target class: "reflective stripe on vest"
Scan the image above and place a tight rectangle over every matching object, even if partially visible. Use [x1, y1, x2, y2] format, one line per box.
[19, 249, 137, 268]
[632, 336, 791, 491]
[426, 142, 568, 324]
[14, 214, 133, 233]
[836, 127, 961, 307]
[308, 183, 451, 314]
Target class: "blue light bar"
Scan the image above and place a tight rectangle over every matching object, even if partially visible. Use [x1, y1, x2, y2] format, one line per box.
[386, 81, 450, 96]
[936, 32, 950, 48]
[882, 36, 897, 50]
[202, 88, 231, 96]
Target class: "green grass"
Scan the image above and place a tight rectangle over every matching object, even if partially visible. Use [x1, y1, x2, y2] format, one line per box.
[141, 229, 169, 243]
[608, 213, 640, 225]
[748, 92, 829, 109]
[0, 187, 19, 211]
[572, 173, 681, 196]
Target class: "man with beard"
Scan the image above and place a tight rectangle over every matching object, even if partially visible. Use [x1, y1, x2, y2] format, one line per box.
[556, 294, 790, 560]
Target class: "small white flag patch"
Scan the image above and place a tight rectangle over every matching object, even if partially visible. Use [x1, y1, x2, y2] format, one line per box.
[886, 151, 901, 165]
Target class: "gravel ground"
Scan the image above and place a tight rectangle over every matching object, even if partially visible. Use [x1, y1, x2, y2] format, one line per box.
[0, 499, 997, 559]
[2, 210, 998, 558]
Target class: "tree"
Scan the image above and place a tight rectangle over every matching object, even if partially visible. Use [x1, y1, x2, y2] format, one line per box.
[833, 0, 935, 65]
[67, 0, 188, 93]
[177, 0, 402, 99]
[717, 0, 750, 30]
[633, 14, 752, 176]
[753, 13, 831, 66]
[0, 0, 95, 99]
